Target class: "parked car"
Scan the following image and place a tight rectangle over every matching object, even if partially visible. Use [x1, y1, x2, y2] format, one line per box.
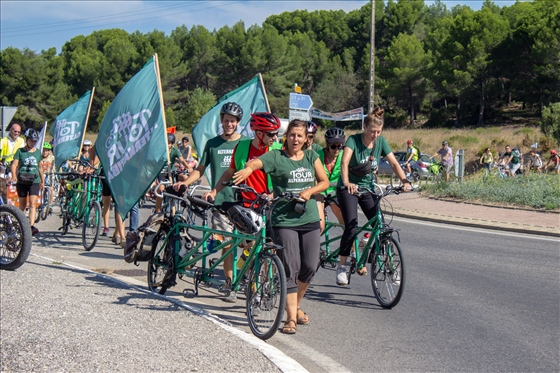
[377, 151, 433, 178]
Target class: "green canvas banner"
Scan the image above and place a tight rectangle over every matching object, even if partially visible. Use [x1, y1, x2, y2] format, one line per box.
[50, 90, 92, 170]
[96, 56, 167, 218]
[192, 75, 268, 185]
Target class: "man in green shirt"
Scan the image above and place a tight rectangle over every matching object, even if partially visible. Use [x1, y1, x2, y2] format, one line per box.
[173, 102, 249, 302]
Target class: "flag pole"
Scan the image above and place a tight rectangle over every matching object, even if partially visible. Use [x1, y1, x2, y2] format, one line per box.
[153, 53, 171, 173]
[258, 73, 271, 112]
[80, 87, 95, 150]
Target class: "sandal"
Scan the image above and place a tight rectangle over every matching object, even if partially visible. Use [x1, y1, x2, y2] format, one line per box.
[281, 319, 297, 334]
[297, 308, 310, 325]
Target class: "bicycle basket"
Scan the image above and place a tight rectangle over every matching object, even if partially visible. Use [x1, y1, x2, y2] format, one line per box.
[124, 214, 164, 263]
[429, 163, 440, 175]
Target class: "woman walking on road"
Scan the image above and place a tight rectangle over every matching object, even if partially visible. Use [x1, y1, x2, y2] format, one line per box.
[233, 119, 329, 335]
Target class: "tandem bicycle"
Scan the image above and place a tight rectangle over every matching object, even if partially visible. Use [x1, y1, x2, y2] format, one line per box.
[319, 183, 408, 308]
[143, 183, 288, 340]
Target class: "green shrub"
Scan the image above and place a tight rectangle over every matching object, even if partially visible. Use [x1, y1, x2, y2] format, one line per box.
[421, 174, 560, 210]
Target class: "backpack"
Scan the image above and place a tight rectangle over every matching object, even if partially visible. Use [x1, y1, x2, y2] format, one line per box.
[413, 146, 421, 159]
[512, 148, 521, 157]
[124, 214, 164, 264]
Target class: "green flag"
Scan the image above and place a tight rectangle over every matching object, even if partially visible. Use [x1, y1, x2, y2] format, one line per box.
[50, 90, 92, 170]
[96, 56, 167, 218]
[192, 75, 269, 184]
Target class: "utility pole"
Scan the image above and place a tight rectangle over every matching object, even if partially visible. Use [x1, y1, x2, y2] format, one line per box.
[368, 0, 375, 113]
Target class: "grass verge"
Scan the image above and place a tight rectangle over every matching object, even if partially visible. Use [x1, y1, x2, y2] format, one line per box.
[420, 173, 560, 210]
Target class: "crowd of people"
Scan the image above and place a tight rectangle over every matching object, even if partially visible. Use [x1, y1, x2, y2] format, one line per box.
[2, 107, 558, 336]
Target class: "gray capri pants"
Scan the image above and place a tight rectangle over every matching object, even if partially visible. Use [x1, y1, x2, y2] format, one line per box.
[273, 222, 321, 294]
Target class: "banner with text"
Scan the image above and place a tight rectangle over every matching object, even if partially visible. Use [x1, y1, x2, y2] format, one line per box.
[50, 90, 92, 171]
[310, 107, 364, 122]
[96, 56, 168, 218]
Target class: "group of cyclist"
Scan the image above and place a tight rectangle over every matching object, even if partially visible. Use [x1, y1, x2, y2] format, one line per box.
[165, 102, 410, 334]
[480, 145, 560, 176]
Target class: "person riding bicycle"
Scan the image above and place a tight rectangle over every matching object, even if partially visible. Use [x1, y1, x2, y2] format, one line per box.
[499, 145, 521, 177]
[233, 119, 329, 335]
[545, 149, 560, 174]
[336, 107, 411, 286]
[316, 127, 346, 233]
[39, 142, 56, 211]
[305, 121, 322, 153]
[9, 128, 43, 236]
[404, 139, 419, 176]
[173, 101, 250, 303]
[153, 133, 192, 214]
[204, 112, 282, 208]
[178, 136, 197, 173]
[431, 140, 454, 182]
[527, 149, 543, 173]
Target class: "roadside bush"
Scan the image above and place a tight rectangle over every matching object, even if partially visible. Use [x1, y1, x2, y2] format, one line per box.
[421, 174, 560, 210]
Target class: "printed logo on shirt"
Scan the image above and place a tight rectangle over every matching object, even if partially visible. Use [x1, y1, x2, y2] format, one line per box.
[220, 155, 232, 168]
[288, 167, 314, 183]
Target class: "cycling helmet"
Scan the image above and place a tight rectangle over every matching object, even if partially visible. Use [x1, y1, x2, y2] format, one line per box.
[324, 127, 345, 144]
[167, 133, 176, 144]
[220, 102, 243, 120]
[24, 128, 39, 141]
[226, 205, 263, 234]
[250, 112, 281, 132]
[442, 140, 449, 145]
[83, 139, 92, 146]
[43, 142, 52, 150]
[407, 139, 413, 144]
[306, 121, 318, 134]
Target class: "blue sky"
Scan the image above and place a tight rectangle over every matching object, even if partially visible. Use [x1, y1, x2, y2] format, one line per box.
[1, 0, 518, 53]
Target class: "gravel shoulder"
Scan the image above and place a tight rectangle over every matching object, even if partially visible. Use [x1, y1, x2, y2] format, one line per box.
[1, 256, 280, 372]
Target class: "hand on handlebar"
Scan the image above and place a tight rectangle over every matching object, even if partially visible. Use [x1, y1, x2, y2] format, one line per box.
[345, 182, 358, 195]
[172, 181, 186, 192]
[203, 189, 216, 202]
[402, 181, 413, 192]
[298, 189, 312, 202]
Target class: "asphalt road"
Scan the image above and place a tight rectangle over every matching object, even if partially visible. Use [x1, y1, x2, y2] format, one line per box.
[23, 203, 560, 372]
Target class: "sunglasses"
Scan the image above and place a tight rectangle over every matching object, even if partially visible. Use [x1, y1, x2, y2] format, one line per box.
[265, 132, 278, 138]
[329, 144, 344, 150]
[307, 135, 315, 139]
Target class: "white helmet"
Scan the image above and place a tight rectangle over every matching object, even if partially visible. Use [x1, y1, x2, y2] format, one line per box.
[226, 205, 263, 234]
[83, 140, 92, 146]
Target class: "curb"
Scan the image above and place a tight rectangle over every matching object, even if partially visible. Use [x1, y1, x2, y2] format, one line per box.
[390, 208, 560, 238]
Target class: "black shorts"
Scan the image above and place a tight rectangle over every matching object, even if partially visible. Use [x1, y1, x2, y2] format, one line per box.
[17, 183, 41, 197]
[101, 178, 111, 197]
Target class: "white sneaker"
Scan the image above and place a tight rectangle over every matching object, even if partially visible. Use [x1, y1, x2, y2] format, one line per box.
[336, 265, 348, 286]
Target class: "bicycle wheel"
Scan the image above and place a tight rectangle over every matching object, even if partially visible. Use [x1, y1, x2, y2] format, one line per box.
[371, 236, 405, 308]
[147, 229, 175, 295]
[0, 204, 33, 270]
[410, 171, 421, 189]
[246, 253, 286, 340]
[82, 200, 101, 251]
[390, 172, 401, 187]
[40, 188, 51, 220]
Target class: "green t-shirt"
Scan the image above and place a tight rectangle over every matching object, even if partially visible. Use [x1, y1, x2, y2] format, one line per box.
[339, 134, 392, 187]
[311, 143, 323, 153]
[199, 135, 249, 205]
[259, 149, 320, 227]
[14, 147, 42, 183]
[168, 146, 182, 170]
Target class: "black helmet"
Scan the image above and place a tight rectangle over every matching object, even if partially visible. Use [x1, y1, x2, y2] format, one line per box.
[220, 102, 243, 120]
[167, 133, 176, 144]
[442, 140, 449, 146]
[24, 128, 39, 141]
[325, 127, 345, 144]
[226, 205, 263, 234]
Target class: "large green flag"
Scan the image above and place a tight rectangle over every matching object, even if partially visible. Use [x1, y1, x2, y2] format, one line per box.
[192, 74, 269, 184]
[50, 90, 92, 171]
[96, 56, 168, 218]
